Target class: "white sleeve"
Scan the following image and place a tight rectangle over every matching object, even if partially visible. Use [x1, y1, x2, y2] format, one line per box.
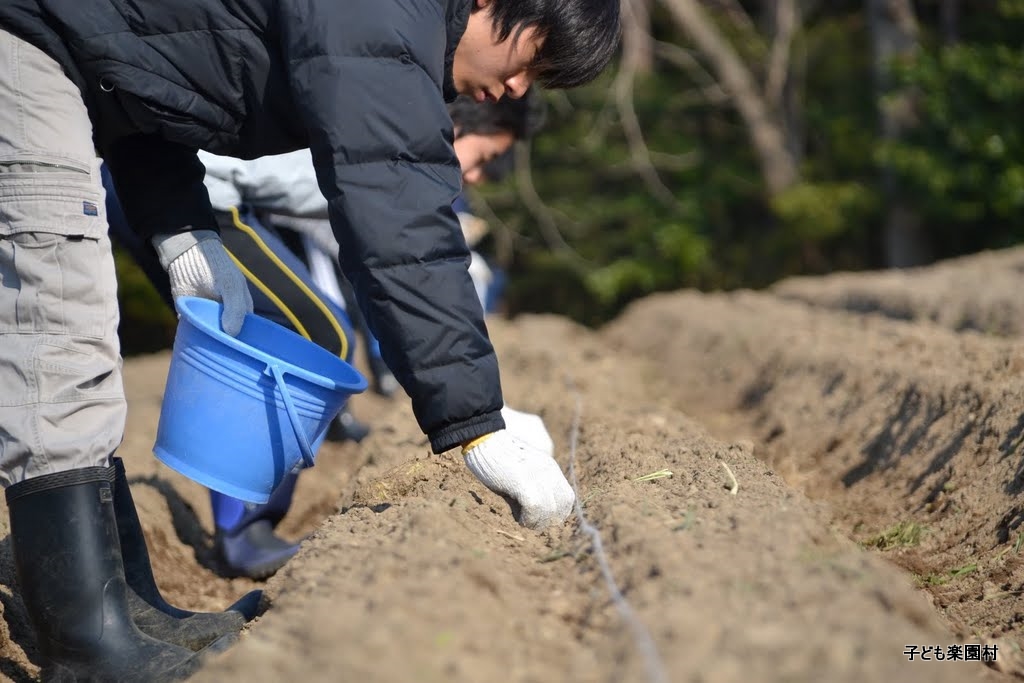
[270, 214, 339, 257]
[199, 149, 330, 218]
[237, 150, 330, 218]
[197, 151, 245, 212]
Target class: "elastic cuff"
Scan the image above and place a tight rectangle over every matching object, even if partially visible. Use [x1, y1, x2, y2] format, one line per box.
[151, 229, 221, 270]
[429, 411, 505, 454]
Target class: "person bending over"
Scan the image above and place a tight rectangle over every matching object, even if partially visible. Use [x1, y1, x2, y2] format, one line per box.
[0, 0, 619, 679]
[107, 92, 547, 580]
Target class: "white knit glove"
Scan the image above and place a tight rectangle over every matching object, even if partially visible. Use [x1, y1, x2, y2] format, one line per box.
[500, 406, 554, 457]
[153, 230, 253, 336]
[463, 430, 575, 529]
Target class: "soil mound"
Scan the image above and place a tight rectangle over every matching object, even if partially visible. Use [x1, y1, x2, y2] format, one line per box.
[0, 251, 1019, 682]
[773, 246, 1024, 337]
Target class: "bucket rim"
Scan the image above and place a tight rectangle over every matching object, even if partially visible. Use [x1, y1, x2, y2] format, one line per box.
[175, 296, 369, 394]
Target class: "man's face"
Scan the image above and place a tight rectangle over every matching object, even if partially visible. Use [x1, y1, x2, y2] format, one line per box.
[452, 0, 544, 103]
[453, 130, 515, 185]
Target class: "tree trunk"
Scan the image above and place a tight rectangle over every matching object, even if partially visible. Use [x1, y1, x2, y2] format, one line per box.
[867, 0, 929, 268]
[660, 0, 799, 195]
[940, 0, 959, 45]
[622, 0, 654, 74]
[764, 0, 803, 164]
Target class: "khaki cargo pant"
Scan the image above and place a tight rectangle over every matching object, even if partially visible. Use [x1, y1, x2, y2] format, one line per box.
[0, 29, 124, 486]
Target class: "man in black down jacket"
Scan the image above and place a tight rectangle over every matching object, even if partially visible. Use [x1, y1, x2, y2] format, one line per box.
[0, 0, 619, 679]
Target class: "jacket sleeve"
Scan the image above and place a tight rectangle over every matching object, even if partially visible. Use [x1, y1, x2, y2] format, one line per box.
[280, 0, 504, 452]
[104, 135, 219, 238]
[237, 151, 330, 218]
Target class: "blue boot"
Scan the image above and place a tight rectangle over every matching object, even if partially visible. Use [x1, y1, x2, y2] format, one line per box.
[211, 473, 300, 580]
[368, 354, 399, 398]
[326, 406, 371, 444]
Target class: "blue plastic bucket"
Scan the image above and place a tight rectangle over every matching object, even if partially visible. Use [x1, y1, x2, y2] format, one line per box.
[154, 297, 368, 503]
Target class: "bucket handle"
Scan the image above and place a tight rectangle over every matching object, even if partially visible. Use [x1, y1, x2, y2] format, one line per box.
[268, 363, 316, 470]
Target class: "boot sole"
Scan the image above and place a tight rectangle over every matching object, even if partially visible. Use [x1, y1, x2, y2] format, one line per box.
[223, 553, 294, 580]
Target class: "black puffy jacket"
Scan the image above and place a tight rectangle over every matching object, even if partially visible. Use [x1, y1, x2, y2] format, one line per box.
[0, 0, 505, 452]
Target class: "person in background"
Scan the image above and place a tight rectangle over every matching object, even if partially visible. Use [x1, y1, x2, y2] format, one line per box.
[0, 0, 620, 678]
[453, 193, 496, 312]
[237, 92, 543, 334]
[104, 169, 366, 579]
[107, 92, 546, 580]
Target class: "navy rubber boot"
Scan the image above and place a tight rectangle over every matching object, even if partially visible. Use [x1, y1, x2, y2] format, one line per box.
[112, 458, 263, 651]
[368, 355, 399, 398]
[216, 520, 302, 580]
[327, 406, 371, 444]
[211, 473, 301, 579]
[6, 466, 234, 682]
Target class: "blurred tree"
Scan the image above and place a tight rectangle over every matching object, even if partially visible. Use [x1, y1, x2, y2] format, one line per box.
[474, 0, 880, 324]
[623, 0, 655, 74]
[939, 0, 959, 43]
[878, 0, 1024, 257]
[868, 0, 927, 267]
[661, 0, 800, 194]
[111, 0, 1024, 340]
[114, 246, 177, 355]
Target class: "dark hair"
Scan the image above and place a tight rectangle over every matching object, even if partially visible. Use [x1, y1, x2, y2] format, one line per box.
[485, 0, 621, 89]
[482, 148, 515, 182]
[448, 88, 547, 141]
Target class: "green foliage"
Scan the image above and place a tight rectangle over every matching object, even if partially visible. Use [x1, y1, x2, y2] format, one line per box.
[772, 182, 879, 242]
[114, 246, 176, 355]
[477, 63, 725, 324]
[108, 3, 1024, 336]
[470, 4, 1024, 326]
[877, 2, 1024, 254]
[479, 6, 882, 323]
[861, 521, 926, 550]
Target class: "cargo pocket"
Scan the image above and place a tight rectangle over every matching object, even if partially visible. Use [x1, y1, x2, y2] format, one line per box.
[0, 170, 115, 338]
[0, 168, 107, 239]
[34, 338, 123, 405]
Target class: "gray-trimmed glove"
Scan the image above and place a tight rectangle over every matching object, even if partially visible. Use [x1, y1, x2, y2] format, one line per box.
[152, 230, 253, 336]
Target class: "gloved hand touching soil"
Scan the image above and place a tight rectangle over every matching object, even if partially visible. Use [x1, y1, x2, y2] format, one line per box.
[462, 415, 575, 530]
[500, 406, 555, 458]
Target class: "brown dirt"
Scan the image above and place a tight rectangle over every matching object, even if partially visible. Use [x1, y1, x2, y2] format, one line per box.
[772, 246, 1024, 337]
[2, 248, 1023, 682]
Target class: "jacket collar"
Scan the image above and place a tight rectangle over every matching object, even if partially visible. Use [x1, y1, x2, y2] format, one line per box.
[442, 0, 471, 102]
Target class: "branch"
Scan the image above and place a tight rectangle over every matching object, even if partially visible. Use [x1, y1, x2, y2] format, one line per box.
[711, 0, 761, 43]
[649, 149, 701, 171]
[581, 87, 619, 151]
[512, 143, 589, 265]
[765, 0, 797, 111]
[466, 191, 519, 268]
[652, 41, 731, 104]
[659, 0, 799, 194]
[621, 0, 654, 73]
[545, 90, 576, 117]
[613, 44, 683, 209]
